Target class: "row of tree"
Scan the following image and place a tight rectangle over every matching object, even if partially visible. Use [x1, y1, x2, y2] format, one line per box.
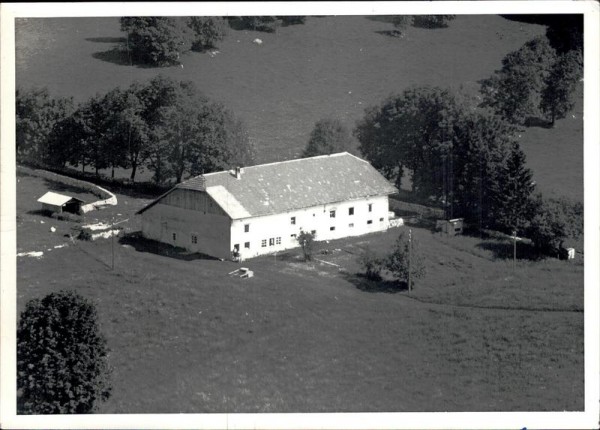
[480, 35, 582, 126]
[120, 16, 307, 66]
[17, 76, 255, 184]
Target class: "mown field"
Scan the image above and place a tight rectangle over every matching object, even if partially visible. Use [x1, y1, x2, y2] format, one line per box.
[15, 15, 583, 201]
[16, 173, 583, 413]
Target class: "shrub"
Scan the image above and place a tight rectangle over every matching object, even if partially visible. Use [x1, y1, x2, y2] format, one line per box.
[386, 230, 425, 287]
[528, 195, 583, 255]
[77, 229, 92, 241]
[17, 291, 112, 414]
[297, 230, 316, 261]
[358, 247, 385, 281]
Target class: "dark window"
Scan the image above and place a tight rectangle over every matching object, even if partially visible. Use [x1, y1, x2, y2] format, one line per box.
[330, 226, 335, 231]
[269, 238, 275, 246]
[261, 239, 267, 247]
[330, 210, 336, 218]
[244, 224, 250, 232]
[191, 234, 198, 244]
[368, 203, 373, 212]
[349, 207, 354, 215]
[276, 237, 281, 245]
[291, 216, 296, 225]
[244, 242, 250, 249]
[349, 223, 354, 228]
[367, 220, 373, 225]
[172, 233, 177, 241]
[380, 217, 384, 222]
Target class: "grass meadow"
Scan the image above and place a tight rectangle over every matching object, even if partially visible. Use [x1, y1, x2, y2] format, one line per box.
[15, 15, 583, 201]
[16, 173, 583, 413]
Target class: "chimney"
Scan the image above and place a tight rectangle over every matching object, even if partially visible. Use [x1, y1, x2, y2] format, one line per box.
[235, 167, 242, 179]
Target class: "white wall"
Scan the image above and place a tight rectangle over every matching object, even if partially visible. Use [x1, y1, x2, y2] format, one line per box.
[231, 195, 390, 259]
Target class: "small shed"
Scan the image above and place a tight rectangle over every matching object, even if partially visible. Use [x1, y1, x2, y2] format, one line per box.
[435, 218, 464, 236]
[37, 192, 84, 215]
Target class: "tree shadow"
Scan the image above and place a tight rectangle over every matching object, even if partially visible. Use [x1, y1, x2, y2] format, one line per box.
[42, 178, 97, 200]
[375, 30, 404, 38]
[476, 241, 544, 261]
[341, 272, 407, 294]
[92, 48, 134, 67]
[85, 37, 127, 44]
[524, 116, 553, 129]
[119, 232, 220, 261]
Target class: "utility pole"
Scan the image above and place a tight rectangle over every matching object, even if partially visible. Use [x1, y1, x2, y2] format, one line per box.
[512, 230, 517, 273]
[408, 228, 412, 294]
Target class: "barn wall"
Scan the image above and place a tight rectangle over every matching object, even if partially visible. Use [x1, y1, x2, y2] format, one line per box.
[230, 195, 391, 259]
[140, 202, 231, 259]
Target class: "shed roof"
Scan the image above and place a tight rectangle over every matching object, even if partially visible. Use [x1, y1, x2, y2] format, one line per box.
[138, 152, 397, 219]
[37, 191, 84, 207]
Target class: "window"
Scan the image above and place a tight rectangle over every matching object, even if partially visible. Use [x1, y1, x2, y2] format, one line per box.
[276, 237, 281, 245]
[367, 220, 373, 225]
[330, 210, 336, 218]
[191, 234, 198, 244]
[349, 207, 354, 215]
[261, 239, 267, 247]
[172, 232, 177, 241]
[380, 217, 384, 222]
[291, 216, 296, 225]
[269, 238, 275, 246]
[349, 223, 354, 228]
[368, 203, 373, 212]
[244, 242, 250, 249]
[244, 224, 250, 233]
[330, 226, 335, 231]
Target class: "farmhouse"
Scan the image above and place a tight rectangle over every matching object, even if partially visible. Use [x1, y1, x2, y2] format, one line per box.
[136, 152, 398, 260]
[37, 191, 84, 215]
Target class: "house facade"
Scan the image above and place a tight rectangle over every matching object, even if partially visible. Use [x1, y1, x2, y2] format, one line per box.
[136, 152, 398, 260]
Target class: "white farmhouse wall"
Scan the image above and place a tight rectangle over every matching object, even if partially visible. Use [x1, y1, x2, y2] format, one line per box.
[230, 195, 390, 259]
[140, 203, 231, 259]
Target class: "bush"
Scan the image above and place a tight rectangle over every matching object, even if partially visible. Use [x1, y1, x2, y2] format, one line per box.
[358, 247, 385, 281]
[297, 230, 316, 261]
[17, 291, 112, 414]
[386, 230, 425, 287]
[528, 195, 583, 255]
[187, 17, 227, 51]
[77, 229, 92, 241]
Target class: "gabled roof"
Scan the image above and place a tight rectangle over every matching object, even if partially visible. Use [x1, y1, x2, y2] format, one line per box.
[37, 191, 83, 206]
[137, 152, 397, 219]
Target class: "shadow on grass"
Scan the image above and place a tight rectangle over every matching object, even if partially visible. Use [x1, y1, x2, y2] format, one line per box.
[85, 37, 127, 44]
[43, 178, 99, 200]
[119, 232, 219, 261]
[476, 241, 544, 261]
[92, 49, 134, 66]
[524, 116, 553, 129]
[342, 272, 407, 294]
[375, 30, 404, 38]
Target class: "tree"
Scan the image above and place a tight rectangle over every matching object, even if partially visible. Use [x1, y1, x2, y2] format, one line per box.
[187, 17, 227, 51]
[17, 291, 111, 414]
[355, 86, 459, 194]
[120, 17, 192, 66]
[528, 196, 583, 255]
[390, 15, 414, 36]
[386, 231, 425, 287]
[540, 50, 583, 126]
[480, 36, 557, 124]
[487, 142, 537, 235]
[297, 230, 316, 261]
[302, 118, 355, 158]
[16, 87, 73, 163]
[228, 16, 279, 33]
[413, 15, 456, 28]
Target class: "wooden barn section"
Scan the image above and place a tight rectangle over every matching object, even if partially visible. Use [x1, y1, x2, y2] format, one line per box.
[37, 192, 84, 214]
[136, 153, 399, 260]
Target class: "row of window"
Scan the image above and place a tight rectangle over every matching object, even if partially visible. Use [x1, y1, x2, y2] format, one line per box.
[242, 204, 375, 232]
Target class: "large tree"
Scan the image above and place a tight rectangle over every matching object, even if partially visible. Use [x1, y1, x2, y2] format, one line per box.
[187, 17, 227, 52]
[16, 87, 73, 163]
[540, 50, 583, 126]
[528, 195, 583, 254]
[120, 17, 192, 66]
[302, 118, 354, 158]
[17, 291, 111, 414]
[480, 36, 557, 125]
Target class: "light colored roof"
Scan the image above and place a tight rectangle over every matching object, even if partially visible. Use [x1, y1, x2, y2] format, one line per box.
[37, 191, 83, 206]
[137, 153, 397, 218]
[205, 185, 252, 219]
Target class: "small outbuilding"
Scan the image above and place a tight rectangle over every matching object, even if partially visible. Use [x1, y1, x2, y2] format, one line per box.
[37, 192, 84, 215]
[435, 218, 464, 236]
